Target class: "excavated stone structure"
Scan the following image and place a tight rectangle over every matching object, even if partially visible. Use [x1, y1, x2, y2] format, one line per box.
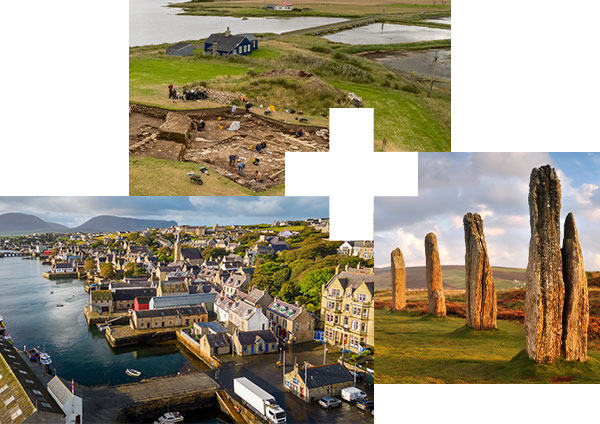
[524, 165, 564, 364]
[561, 212, 589, 361]
[391, 248, 406, 311]
[425, 233, 446, 317]
[463, 212, 497, 330]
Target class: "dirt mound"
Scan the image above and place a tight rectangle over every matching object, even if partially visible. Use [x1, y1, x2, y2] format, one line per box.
[261, 69, 315, 79]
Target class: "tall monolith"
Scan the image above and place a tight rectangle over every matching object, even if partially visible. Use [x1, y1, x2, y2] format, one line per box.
[391, 248, 406, 311]
[463, 213, 497, 330]
[524, 165, 564, 364]
[425, 233, 446, 317]
[561, 212, 589, 361]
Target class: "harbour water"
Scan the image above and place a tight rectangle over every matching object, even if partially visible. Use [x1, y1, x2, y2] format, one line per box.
[130, 0, 346, 46]
[323, 22, 451, 45]
[0, 255, 199, 386]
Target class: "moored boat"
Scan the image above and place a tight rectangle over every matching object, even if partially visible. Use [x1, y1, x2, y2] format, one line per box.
[126, 368, 141, 377]
[154, 411, 184, 424]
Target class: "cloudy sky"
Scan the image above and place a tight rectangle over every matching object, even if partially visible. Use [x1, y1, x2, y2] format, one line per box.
[375, 153, 600, 270]
[0, 197, 328, 227]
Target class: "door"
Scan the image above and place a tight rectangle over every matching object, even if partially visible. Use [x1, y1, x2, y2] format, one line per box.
[251, 345, 255, 354]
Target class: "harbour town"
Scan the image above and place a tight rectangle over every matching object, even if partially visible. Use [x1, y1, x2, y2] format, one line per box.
[0, 213, 374, 423]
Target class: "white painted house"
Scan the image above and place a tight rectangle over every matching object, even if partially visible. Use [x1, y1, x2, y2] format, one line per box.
[275, 2, 294, 11]
[229, 301, 270, 332]
[47, 376, 83, 424]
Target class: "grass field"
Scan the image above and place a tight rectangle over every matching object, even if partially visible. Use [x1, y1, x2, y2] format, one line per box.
[130, 37, 451, 151]
[171, 0, 451, 18]
[376, 309, 600, 383]
[129, 157, 285, 196]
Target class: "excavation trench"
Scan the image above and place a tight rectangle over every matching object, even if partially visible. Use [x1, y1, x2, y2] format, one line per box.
[129, 104, 329, 192]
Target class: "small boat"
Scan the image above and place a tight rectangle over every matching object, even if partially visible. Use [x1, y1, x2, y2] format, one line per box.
[56, 303, 65, 307]
[39, 352, 52, 365]
[126, 369, 141, 377]
[154, 412, 184, 424]
[128, 309, 134, 315]
[50, 291, 54, 294]
[97, 323, 110, 332]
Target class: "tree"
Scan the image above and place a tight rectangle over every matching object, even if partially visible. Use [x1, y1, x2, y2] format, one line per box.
[278, 281, 300, 302]
[124, 262, 146, 277]
[83, 257, 95, 272]
[202, 247, 228, 259]
[99, 263, 115, 279]
[298, 267, 335, 305]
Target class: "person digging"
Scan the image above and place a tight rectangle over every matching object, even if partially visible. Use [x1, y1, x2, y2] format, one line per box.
[237, 160, 246, 177]
[255, 171, 263, 183]
[229, 155, 237, 167]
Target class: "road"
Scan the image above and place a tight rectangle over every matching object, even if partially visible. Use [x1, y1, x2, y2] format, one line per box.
[210, 341, 374, 424]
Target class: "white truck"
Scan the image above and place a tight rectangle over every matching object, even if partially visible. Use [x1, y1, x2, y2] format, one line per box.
[233, 377, 287, 424]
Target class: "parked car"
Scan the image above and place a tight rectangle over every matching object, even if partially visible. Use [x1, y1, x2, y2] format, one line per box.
[356, 398, 374, 411]
[318, 397, 342, 409]
[341, 387, 367, 402]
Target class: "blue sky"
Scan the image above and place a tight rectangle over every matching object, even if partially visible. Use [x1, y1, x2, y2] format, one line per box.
[375, 153, 600, 270]
[0, 197, 329, 227]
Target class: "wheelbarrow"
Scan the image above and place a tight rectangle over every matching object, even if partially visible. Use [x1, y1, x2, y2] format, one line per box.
[187, 172, 203, 185]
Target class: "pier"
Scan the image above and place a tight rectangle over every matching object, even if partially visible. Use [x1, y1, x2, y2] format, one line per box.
[43, 271, 78, 280]
[83, 305, 130, 326]
[106, 325, 178, 348]
[0, 251, 30, 257]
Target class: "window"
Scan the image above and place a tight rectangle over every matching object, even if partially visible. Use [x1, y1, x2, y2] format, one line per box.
[346, 290, 351, 298]
[357, 294, 367, 302]
[33, 389, 42, 396]
[10, 407, 22, 421]
[361, 323, 367, 332]
[5, 395, 15, 406]
[344, 317, 348, 327]
[345, 304, 350, 312]
[308, 323, 311, 330]
[0, 384, 8, 394]
[363, 309, 368, 317]
[295, 322, 299, 331]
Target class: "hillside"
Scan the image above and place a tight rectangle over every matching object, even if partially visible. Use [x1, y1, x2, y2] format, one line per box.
[0, 213, 69, 235]
[72, 215, 177, 233]
[375, 265, 526, 291]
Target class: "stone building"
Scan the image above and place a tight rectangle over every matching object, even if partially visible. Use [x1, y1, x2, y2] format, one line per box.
[266, 299, 315, 344]
[131, 305, 208, 330]
[320, 265, 375, 353]
[232, 329, 278, 356]
[284, 363, 353, 402]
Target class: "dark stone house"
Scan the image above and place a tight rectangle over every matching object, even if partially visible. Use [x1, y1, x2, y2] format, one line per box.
[204, 28, 258, 56]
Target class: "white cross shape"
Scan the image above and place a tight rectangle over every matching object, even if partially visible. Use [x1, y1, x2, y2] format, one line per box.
[285, 108, 418, 240]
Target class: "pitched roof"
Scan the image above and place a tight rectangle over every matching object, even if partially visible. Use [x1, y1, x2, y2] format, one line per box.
[135, 305, 207, 318]
[47, 376, 74, 406]
[299, 363, 352, 389]
[181, 248, 202, 260]
[113, 288, 156, 301]
[268, 299, 302, 320]
[205, 33, 254, 52]
[236, 330, 277, 346]
[204, 333, 230, 348]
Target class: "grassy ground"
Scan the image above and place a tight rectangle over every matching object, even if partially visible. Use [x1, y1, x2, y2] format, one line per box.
[171, 0, 451, 18]
[376, 310, 600, 383]
[131, 36, 450, 151]
[129, 157, 285, 196]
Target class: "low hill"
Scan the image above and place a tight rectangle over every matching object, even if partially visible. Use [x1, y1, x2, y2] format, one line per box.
[71, 215, 177, 233]
[0, 213, 69, 235]
[375, 265, 527, 291]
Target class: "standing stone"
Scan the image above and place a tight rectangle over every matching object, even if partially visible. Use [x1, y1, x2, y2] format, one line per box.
[463, 213, 497, 330]
[561, 212, 589, 361]
[425, 233, 446, 317]
[391, 248, 406, 311]
[524, 165, 564, 364]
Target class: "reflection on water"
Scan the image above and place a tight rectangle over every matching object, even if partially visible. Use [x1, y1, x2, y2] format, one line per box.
[368, 49, 451, 79]
[130, 0, 346, 46]
[0, 256, 200, 386]
[323, 23, 451, 45]
[425, 17, 451, 25]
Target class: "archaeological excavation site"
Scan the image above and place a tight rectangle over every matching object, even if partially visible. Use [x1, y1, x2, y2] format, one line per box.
[129, 104, 329, 192]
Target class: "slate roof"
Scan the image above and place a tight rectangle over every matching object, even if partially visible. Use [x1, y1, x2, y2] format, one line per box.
[204, 333, 230, 348]
[194, 321, 228, 333]
[181, 248, 203, 260]
[135, 305, 207, 318]
[299, 363, 352, 389]
[245, 288, 269, 306]
[160, 281, 189, 294]
[0, 337, 64, 422]
[268, 299, 302, 320]
[329, 269, 375, 294]
[47, 376, 74, 407]
[113, 288, 156, 301]
[236, 330, 277, 346]
[151, 293, 216, 309]
[205, 33, 254, 53]
[91, 290, 113, 301]
[166, 42, 194, 52]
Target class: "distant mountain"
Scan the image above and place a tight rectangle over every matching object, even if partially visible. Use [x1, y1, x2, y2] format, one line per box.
[0, 213, 69, 235]
[71, 215, 177, 233]
[375, 265, 527, 291]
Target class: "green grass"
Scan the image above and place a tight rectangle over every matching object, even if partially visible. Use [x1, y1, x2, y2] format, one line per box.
[333, 81, 450, 151]
[376, 310, 600, 383]
[129, 157, 285, 196]
[130, 56, 251, 106]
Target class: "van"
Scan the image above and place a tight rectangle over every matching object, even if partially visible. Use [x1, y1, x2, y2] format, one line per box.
[341, 387, 367, 402]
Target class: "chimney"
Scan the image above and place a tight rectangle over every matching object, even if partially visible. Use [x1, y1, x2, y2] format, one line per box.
[335, 264, 340, 275]
[225, 28, 231, 37]
[345, 264, 349, 271]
